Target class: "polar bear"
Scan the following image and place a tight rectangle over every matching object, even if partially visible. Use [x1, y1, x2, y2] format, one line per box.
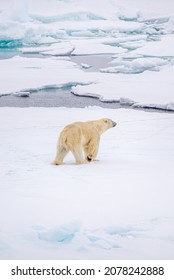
[52, 118, 117, 165]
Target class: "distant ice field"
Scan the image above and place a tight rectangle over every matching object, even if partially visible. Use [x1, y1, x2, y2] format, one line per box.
[0, 0, 174, 111]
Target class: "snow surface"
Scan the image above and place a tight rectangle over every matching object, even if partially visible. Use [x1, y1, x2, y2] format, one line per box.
[0, 107, 174, 259]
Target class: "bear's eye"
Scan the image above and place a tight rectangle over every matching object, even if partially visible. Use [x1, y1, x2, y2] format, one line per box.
[104, 120, 108, 123]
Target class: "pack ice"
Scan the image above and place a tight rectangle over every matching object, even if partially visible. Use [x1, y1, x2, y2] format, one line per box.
[0, 0, 174, 110]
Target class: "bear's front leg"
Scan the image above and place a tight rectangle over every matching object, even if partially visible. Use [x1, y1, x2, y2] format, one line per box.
[85, 138, 99, 162]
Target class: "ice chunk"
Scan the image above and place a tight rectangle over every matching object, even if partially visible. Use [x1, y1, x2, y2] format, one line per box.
[81, 63, 92, 69]
[13, 91, 30, 97]
[120, 98, 134, 106]
[101, 57, 169, 74]
[166, 103, 174, 111]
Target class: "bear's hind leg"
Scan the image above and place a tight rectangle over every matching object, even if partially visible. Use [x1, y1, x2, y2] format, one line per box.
[71, 145, 85, 164]
[52, 146, 69, 165]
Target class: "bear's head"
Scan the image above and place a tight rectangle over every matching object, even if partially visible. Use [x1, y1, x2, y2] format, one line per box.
[103, 118, 117, 128]
[97, 118, 117, 134]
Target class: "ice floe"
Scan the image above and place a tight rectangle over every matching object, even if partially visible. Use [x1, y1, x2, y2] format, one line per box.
[0, 56, 94, 95]
[72, 64, 174, 111]
[81, 63, 91, 69]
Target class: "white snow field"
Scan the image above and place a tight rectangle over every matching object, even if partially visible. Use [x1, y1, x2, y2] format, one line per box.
[0, 0, 174, 110]
[0, 107, 174, 260]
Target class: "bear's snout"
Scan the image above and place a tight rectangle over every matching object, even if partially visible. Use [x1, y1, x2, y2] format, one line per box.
[112, 121, 117, 127]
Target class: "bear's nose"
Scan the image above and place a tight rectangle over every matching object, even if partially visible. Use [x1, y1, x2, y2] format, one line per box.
[112, 121, 117, 127]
